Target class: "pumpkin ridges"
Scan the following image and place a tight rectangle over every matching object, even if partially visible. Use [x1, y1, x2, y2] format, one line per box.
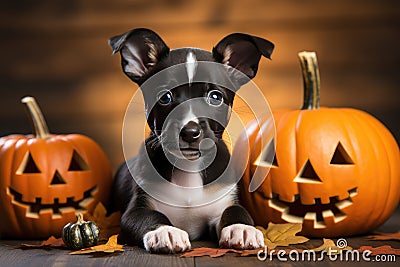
[354, 111, 398, 232]
[294, 110, 332, 204]
[63, 134, 112, 208]
[271, 110, 302, 202]
[70, 224, 84, 249]
[364, 112, 400, 219]
[321, 109, 386, 233]
[62, 222, 73, 248]
[302, 108, 397, 236]
[345, 110, 393, 233]
[327, 109, 378, 234]
[14, 201, 36, 238]
[346, 109, 400, 229]
[296, 108, 357, 187]
[0, 138, 23, 238]
[62, 213, 100, 249]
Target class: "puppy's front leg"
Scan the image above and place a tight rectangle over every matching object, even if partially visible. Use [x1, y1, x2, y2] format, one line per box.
[120, 207, 191, 253]
[218, 205, 264, 249]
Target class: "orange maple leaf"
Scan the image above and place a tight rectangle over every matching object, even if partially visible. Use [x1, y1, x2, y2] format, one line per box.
[366, 231, 400, 241]
[85, 202, 121, 240]
[69, 235, 124, 255]
[19, 236, 64, 249]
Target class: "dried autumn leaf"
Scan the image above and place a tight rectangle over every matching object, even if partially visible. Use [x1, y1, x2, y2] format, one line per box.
[366, 231, 400, 241]
[70, 235, 124, 255]
[85, 202, 121, 240]
[181, 222, 310, 258]
[257, 223, 309, 249]
[357, 245, 400, 256]
[239, 248, 262, 257]
[179, 247, 241, 258]
[19, 236, 64, 249]
[305, 238, 352, 255]
[41, 236, 65, 247]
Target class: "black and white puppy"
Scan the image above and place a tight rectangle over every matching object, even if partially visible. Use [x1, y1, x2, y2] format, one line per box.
[109, 28, 274, 253]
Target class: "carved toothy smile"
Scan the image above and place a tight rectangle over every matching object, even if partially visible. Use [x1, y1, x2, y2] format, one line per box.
[267, 187, 358, 228]
[7, 186, 98, 219]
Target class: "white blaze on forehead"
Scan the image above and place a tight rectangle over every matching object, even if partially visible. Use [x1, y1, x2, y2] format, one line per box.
[186, 51, 198, 85]
[182, 107, 199, 126]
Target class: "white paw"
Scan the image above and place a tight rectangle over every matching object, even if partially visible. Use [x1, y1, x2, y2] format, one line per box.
[143, 225, 191, 253]
[219, 223, 264, 249]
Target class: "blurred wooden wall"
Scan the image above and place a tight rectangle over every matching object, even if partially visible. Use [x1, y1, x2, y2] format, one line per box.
[0, 0, 399, 171]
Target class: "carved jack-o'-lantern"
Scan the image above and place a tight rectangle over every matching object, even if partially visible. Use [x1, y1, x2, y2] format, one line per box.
[238, 52, 400, 237]
[0, 97, 112, 239]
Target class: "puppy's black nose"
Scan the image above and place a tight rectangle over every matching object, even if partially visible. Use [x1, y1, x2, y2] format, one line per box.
[180, 121, 202, 143]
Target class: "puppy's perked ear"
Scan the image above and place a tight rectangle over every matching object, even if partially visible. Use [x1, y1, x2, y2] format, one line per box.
[213, 33, 274, 84]
[109, 28, 170, 83]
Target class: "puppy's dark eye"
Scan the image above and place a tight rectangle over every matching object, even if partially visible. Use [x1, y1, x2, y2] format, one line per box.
[157, 90, 173, 105]
[206, 90, 224, 107]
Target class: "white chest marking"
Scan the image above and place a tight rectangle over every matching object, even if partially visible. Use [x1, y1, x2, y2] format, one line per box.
[170, 169, 203, 187]
[149, 169, 235, 240]
[186, 51, 197, 85]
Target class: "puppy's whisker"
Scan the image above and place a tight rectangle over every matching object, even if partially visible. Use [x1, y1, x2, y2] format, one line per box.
[170, 158, 179, 179]
[145, 134, 164, 150]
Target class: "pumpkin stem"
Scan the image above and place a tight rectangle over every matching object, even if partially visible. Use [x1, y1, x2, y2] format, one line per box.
[298, 51, 320, 110]
[21, 96, 51, 139]
[76, 213, 84, 223]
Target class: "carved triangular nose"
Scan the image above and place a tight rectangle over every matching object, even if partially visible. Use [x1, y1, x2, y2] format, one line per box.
[50, 170, 66, 185]
[294, 160, 322, 184]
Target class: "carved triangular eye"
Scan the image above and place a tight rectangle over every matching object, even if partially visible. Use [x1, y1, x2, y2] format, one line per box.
[16, 152, 41, 174]
[68, 150, 90, 171]
[50, 170, 66, 185]
[330, 142, 354, 165]
[294, 160, 322, 184]
[257, 138, 278, 168]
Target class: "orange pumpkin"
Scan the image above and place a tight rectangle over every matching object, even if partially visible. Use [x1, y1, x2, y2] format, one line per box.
[0, 97, 113, 239]
[237, 52, 400, 237]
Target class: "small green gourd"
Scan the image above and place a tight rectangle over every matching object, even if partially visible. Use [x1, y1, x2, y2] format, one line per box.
[62, 213, 100, 250]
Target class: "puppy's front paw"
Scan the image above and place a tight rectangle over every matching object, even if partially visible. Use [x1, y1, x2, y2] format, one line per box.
[143, 225, 191, 253]
[219, 223, 264, 249]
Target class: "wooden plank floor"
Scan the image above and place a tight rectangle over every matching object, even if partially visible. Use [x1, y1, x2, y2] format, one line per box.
[0, 207, 399, 266]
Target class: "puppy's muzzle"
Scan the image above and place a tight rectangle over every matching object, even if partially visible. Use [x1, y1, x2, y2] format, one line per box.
[178, 121, 203, 160]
